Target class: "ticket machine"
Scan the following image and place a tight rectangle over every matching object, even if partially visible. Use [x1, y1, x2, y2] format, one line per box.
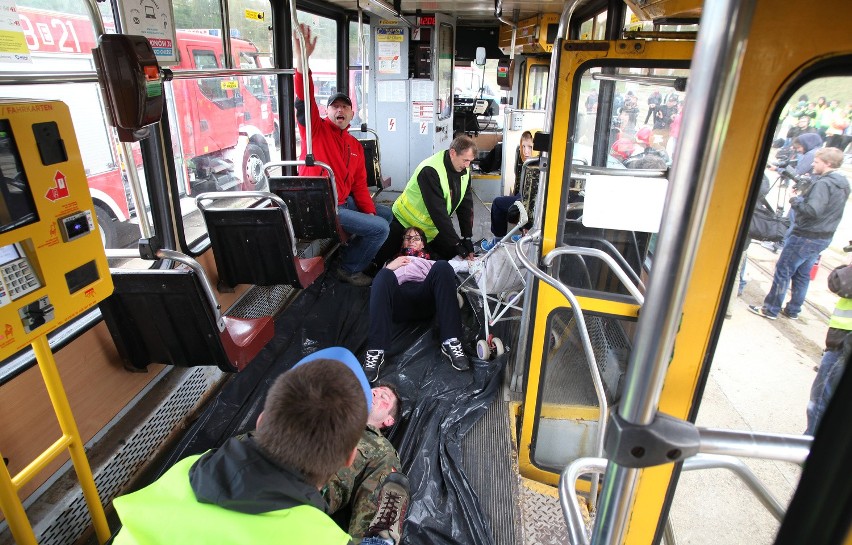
[0, 99, 113, 545]
[0, 100, 111, 353]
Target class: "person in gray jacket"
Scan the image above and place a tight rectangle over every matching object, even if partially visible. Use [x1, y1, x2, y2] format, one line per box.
[750, 147, 850, 320]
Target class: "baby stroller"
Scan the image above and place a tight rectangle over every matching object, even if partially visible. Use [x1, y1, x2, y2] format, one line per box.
[457, 201, 529, 360]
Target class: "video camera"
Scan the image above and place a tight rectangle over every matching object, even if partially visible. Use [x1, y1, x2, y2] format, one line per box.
[778, 166, 811, 191]
[772, 147, 798, 170]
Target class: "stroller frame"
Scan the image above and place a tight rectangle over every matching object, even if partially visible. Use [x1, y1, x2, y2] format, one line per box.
[457, 201, 529, 359]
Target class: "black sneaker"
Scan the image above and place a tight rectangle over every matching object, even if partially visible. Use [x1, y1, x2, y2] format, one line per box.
[781, 309, 799, 320]
[363, 350, 384, 383]
[365, 472, 410, 545]
[747, 305, 777, 320]
[441, 338, 470, 371]
[336, 268, 373, 287]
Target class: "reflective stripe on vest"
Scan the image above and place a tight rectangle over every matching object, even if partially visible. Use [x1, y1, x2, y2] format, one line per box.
[829, 297, 852, 331]
[393, 151, 470, 240]
[112, 455, 350, 545]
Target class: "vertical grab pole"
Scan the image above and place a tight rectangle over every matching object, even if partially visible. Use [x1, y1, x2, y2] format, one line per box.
[32, 336, 112, 544]
[590, 0, 754, 543]
[0, 458, 38, 545]
[290, 1, 313, 158]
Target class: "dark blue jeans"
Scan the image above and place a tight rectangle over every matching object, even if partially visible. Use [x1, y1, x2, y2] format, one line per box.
[368, 261, 462, 352]
[490, 195, 521, 237]
[805, 347, 846, 435]
[762, 234, 830, 317]
[338, 197, 393, 274]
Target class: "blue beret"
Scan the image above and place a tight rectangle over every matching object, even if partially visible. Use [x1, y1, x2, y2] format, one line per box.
[292, 347, 372, 413]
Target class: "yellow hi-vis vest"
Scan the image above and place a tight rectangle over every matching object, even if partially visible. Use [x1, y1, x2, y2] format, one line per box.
[112, 455, 350, 545]
[829, 297, 852, 331]
[393, 151, 470, 241]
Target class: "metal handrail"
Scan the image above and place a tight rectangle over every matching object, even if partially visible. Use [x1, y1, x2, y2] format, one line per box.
[682, 454, 784, 521]
[195, 191, 299, 257]
[592, 0, 756, 540]
[541, 246, 645, 305]
[572, 165, 668, 177]
[290, 5, 314, 157]
[560, 445, 795, 545]
[558, 234, 646, 291]
[512, 0, 584, 396]
[516, 232, 608, 511]
[104, 248, 224, 327]
[0, 66, 294, 86]
[263, 159, 339, 207]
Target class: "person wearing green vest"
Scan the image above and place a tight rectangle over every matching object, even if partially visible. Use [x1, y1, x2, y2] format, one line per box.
[375, 135, 477, 266]
[806, 263, 852, 435]
[111, 348, 383, 545]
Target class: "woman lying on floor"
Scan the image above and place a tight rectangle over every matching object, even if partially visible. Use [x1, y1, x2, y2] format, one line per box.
[362, 226, 470, 382]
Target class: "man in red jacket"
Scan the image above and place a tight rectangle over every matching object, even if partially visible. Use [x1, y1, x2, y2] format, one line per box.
[294, 24, 392, 286]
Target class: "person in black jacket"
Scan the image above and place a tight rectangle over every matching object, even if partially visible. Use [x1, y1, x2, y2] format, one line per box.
[750, 148, 851, 320]
[375, 136, 477, 265]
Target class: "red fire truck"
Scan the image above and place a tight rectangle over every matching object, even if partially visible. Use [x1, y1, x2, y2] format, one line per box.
[5, 7, 279, 246]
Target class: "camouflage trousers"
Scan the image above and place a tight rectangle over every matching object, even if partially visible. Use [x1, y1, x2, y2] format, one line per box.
[324, 425, 401, 539]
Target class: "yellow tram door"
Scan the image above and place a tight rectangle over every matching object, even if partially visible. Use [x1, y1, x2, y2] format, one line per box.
[517, 1, 852, 543]
[515, 31, 695, 492]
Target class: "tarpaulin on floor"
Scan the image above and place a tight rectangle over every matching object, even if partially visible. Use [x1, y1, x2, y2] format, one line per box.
[154, 269, 505, 545]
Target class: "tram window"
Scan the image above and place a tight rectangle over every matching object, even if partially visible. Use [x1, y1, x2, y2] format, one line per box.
[349, 21, 370, 127]
[525, 64, 549, 110]
[1, 3, 154, 252]
[296, 12, 339, 116]
[578, 11, 608, 41]
[436, 23, 454, 121]
[164, 0, 278, 249]
[664, 74, 852, 544]
[559, 65, 686, 299]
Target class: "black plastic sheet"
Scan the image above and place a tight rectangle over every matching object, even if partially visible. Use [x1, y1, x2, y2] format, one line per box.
[153, 267, 505, 544]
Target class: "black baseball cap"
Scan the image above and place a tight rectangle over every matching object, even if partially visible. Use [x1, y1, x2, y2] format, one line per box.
[327, 92, 352, 107]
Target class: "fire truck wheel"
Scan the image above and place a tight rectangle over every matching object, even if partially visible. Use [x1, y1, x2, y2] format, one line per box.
[242, 143, 270, 191]
[94, 205, 116, 248]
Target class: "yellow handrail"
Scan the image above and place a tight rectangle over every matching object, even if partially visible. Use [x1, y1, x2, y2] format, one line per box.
[0, 336, 111, 544]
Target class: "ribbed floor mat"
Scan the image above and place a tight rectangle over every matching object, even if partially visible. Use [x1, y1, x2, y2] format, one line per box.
[462, 399, 522, 545]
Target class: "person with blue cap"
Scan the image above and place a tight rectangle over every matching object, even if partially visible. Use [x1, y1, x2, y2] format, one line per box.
[111, 347, 371, 545]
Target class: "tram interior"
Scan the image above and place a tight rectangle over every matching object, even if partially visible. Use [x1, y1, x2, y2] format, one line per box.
[3, 0, 852, 544]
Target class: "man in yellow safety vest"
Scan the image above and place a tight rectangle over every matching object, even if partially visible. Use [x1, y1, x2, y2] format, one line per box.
[806, 262, 852, 435]
[374, 135, 477, 265]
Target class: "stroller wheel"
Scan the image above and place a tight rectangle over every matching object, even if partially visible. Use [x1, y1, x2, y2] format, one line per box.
[477, 339, 491, 360]
[492, 337, 505, 356]
[457, 292, 464, 308]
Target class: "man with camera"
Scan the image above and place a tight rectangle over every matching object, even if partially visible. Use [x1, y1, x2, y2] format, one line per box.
[750, 147, 850, 320]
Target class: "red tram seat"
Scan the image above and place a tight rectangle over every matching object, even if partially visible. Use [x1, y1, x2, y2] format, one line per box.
[99, 255, 273, 372]
[198, 192, 325, 289]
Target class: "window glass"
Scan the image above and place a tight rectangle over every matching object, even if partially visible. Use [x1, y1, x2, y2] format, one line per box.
[1, 2, 150, 251]
[452, 59, 503, 130]
[436, 23, 454, 121]
[296, 11, 338, 119]
[525, 64, 549, 109]
[349, 21, 370, 127]
[664, 76, 852, 544]
[593, 12, 607, 40]
[559, 65, 687, 299]
[166, 0, 278, 247]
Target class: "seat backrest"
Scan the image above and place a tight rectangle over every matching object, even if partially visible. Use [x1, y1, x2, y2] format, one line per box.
[359, 139, 382, 189]
[203, 206, 305, 287]
[268, 176, 343, 241]
[99, 267, 235, 372]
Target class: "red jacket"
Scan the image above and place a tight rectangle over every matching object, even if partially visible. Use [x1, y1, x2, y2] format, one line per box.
[294, 70, 375, 214]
